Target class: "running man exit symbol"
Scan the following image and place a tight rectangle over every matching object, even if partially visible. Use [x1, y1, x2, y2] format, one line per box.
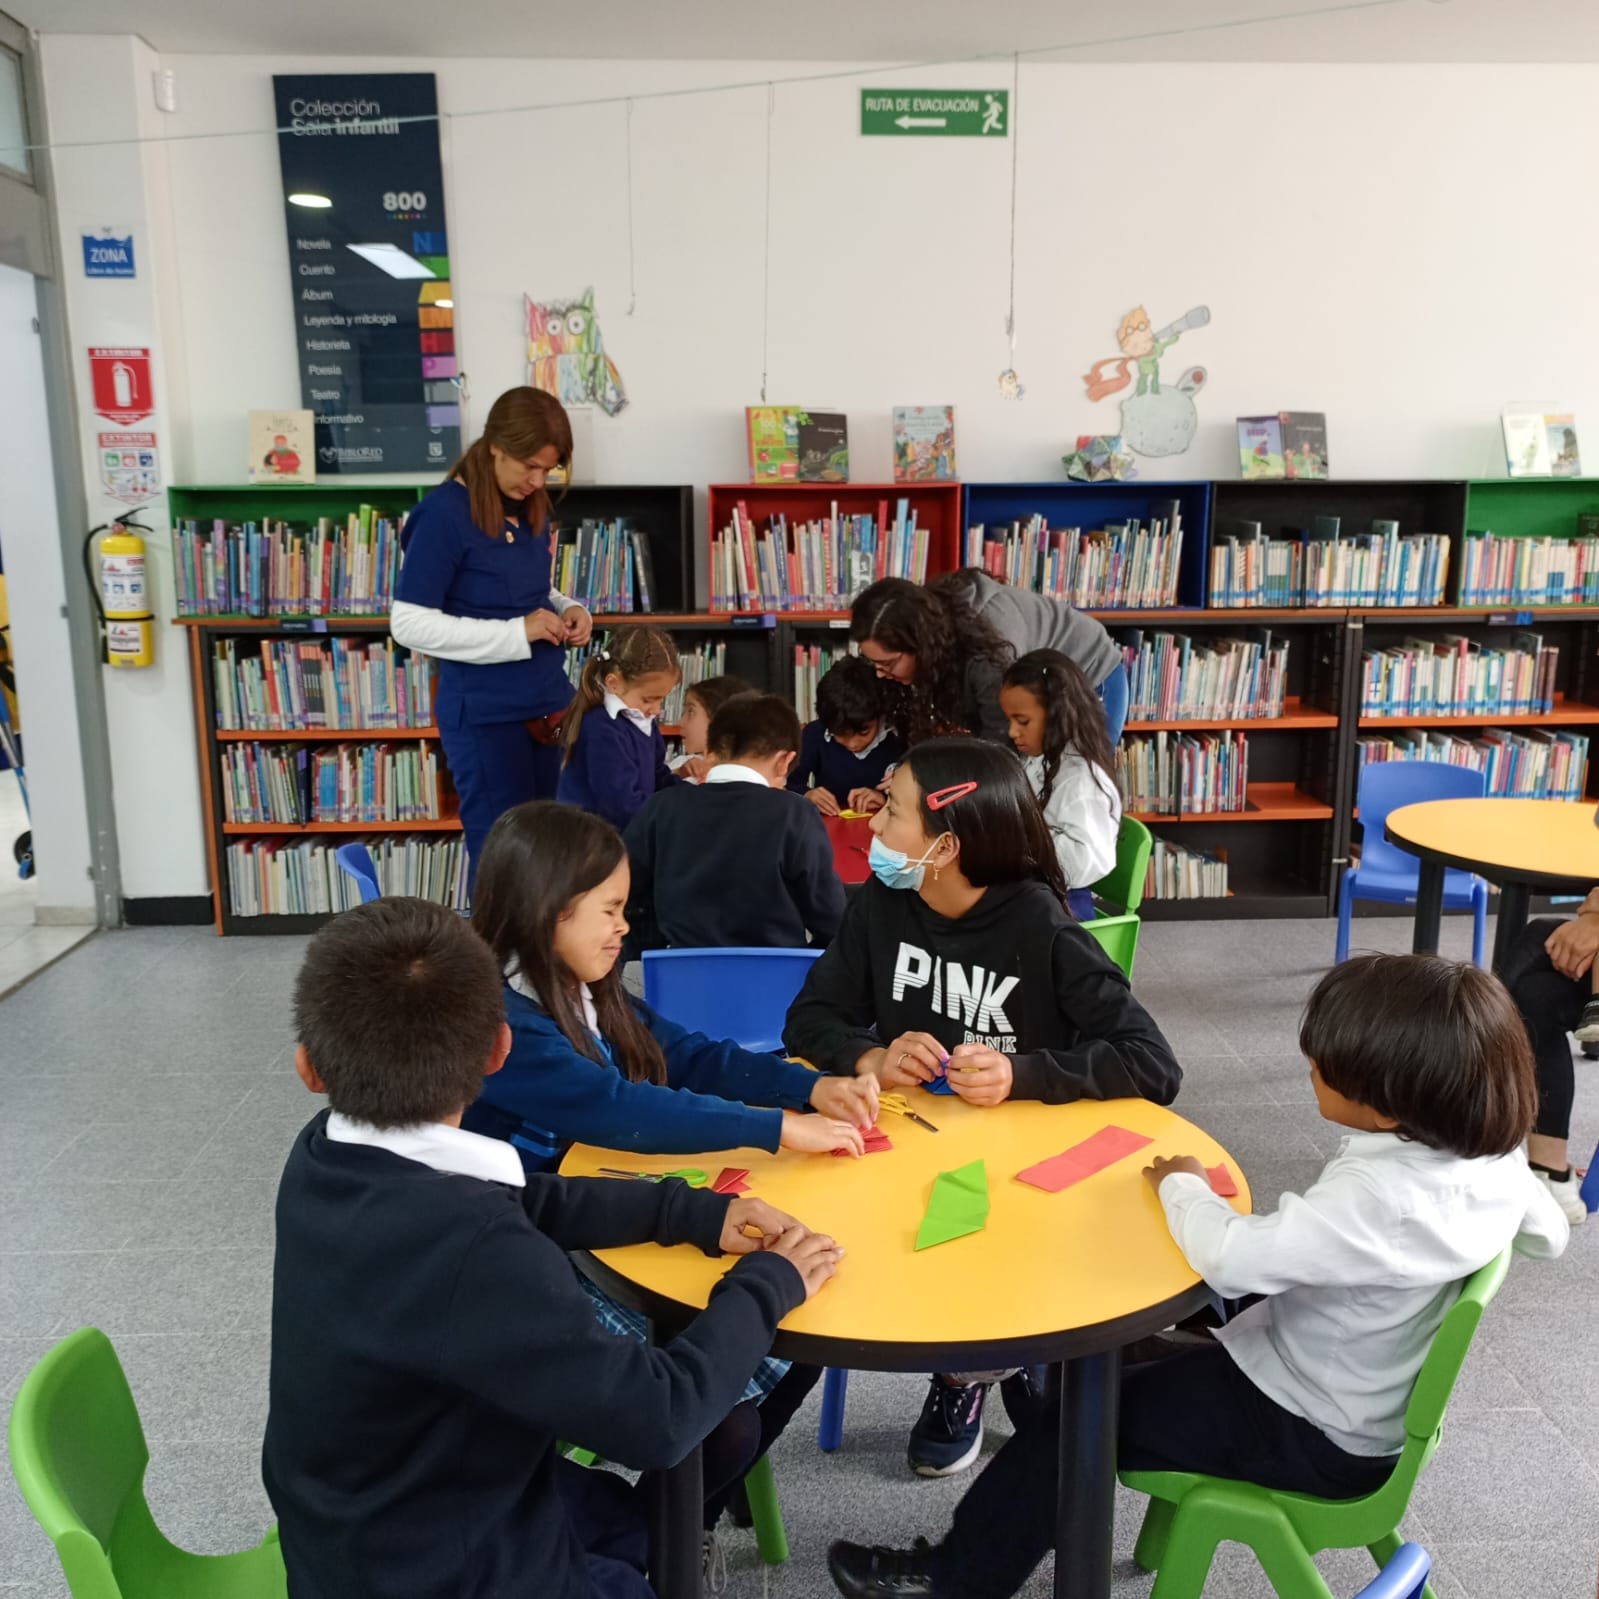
[860, 89, 1009, 137]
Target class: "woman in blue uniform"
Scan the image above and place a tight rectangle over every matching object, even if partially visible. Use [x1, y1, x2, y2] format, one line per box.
[391, 387, 591, 885]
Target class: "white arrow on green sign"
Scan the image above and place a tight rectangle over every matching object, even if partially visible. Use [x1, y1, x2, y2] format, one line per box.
[860, 89, 1009, 137]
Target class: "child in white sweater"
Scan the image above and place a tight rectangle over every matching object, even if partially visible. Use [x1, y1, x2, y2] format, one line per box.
[999, 649, 1122, 919]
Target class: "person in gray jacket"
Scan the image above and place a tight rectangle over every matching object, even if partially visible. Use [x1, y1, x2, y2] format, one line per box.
[850, 572, 1128, 747]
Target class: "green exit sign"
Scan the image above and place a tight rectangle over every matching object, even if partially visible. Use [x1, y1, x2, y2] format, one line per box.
[860, 88, 1009, 138]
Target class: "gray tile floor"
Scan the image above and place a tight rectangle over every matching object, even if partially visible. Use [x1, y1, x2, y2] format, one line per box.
[1, 914, 1594, 1598]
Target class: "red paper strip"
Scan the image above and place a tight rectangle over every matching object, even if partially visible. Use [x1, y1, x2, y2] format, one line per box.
[1206, 1163, 1239, 1197]
[712, 1167, 751, 1195]
[1015, 1125, 1155, 1193]
[833, 1123, 894, 1156]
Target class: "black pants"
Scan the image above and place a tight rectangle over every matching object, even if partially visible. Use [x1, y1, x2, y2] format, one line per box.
[930, 1345, 1397, 1599]
[701, 1361, 821, 1529]
[1503, 917, 1587, 1141]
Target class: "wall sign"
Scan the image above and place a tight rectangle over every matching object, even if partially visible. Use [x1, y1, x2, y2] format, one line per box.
[87, 347, 154, 425]
[860, 89, 1009, 137]
[98, 431, 162, 504]
[82, 227, 136, 278]
[272, 72, 461, 475]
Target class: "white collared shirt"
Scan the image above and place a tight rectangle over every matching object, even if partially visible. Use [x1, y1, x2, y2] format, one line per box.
[824, 724, 890, 759]
[603, 688, 655, 734]
[703, 762, 771, 789]
[325, 1110, 526, 1188]
[1025, 753, 1122, 889]
[507, 966, 600, 1035]
[1160, 1131, 1568, 1456]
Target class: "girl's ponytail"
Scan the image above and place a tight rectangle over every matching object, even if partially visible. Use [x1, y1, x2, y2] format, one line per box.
[561, 651, 614, 765]
[561, 627, 681, 764]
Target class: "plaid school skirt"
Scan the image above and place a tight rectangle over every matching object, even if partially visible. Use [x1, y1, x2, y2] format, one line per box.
[575, 1263, 788, 1405]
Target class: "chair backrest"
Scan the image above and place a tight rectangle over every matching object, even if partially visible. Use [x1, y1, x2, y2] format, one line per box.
[642, 947, 823, 1052]
[1351, 1542, 1431, 1599]
[1356, 761, 1485, 877]
[1402, 1248, 1509, 1440]
[8, 1327, 149, 1598]
[1083, 912, 1140, 980]
[334, 842, 382, 904]
[1092, 816, 1153, 916]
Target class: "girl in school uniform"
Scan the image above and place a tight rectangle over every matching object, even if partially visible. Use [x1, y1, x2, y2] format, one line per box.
[782, 736, 1180, 1477]
[557, 626, 681, 832]
[671, 674, 756, 782]
[999, 649, 1123, 920]
[464, 800, 876, 1536]
[390, 387, 589, 884]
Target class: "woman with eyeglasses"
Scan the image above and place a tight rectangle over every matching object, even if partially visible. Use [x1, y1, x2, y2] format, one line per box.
[391, 386, 592, 886]
[849, 570, 1127, 748]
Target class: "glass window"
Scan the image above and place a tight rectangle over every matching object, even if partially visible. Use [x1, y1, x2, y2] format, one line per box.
[0, 46, 29, 182]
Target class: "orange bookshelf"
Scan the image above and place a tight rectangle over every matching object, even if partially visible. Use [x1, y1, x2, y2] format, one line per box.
[215, 727, 441, 741]
[1358, 695, 1599, 730]
[1128, 783, 1336, 826]
[1125, 699, 1338, 734]
[222, 815, 460, 836]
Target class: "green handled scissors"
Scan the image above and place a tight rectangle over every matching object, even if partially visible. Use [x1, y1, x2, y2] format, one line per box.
[597, 1166, 709, 1186]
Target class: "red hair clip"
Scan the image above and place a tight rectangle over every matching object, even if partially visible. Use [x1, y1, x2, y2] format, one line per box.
[925, 781, 978, 811]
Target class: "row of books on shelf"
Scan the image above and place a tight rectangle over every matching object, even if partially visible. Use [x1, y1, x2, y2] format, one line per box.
[1121, 629, 1290, 723]
[565, 636, 728, 727]
[221, 742, 445, 825]
[1116, 730, 1250, 816]
[550, 519, 660, 613]
[1458, 530, 1599, 606]
[793, 643, 852, 725]
[225, 836, 470, 918]
[708, 500, 928, 611]
[1360, 634, 1559, 718]
[1143, 839, 1229, 901]
[173, 510, 404, 616]
[1356, 728, 1590, 803]
[212, 637, 435, 731]
[1208, 520, 1450, 609]
[961, 505, 1183, 609]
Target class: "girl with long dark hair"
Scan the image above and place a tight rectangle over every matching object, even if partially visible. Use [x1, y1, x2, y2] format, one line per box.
[783, 738, 1179, 1477]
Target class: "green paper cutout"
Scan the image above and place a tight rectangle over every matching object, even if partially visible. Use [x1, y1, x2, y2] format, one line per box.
[915, 1159, 990, 1251]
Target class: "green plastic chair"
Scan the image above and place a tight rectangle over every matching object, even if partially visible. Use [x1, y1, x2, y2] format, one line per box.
[1084, 816, 1153, 979]
[7, 1327, 287, 1599]
[1120, 1249, 1510, 1599]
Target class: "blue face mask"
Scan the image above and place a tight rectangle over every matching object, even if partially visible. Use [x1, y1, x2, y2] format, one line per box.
[868, 834, 942, 892]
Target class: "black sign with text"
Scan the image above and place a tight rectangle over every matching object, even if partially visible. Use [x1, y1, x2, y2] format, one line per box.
[272, 73, 461, 475]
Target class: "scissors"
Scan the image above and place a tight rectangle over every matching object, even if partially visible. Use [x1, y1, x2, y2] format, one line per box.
[877, 1092, 939, 1133]
[597, 1167, 709, 1186]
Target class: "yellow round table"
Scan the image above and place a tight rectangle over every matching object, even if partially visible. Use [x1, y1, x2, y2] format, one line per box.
[563, 1095, 1250, 1599]
[1385, 798, 1599, 967]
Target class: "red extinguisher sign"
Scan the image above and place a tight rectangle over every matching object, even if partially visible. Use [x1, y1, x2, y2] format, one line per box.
[88, 347, 154, 426]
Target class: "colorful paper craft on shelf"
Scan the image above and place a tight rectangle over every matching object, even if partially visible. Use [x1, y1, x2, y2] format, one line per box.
[832, 1124, 894, 1156]
[1014, 1126, 1155, 1193]
[1206, 1163, 1239, 1197]
[915, 1159, 990, 1250]
[1063, 434, 1136, 482]
[712, 1167, 752, 1195]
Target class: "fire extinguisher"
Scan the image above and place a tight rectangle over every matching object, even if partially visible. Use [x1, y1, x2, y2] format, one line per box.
[83, 516, 155, 668]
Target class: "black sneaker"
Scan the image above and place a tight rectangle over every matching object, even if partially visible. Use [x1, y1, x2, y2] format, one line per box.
[828, 1537, 937, 1597]
[907, 1377, 987, 1476]
[1575, 997, 1599, 1044]
[999, 1365, 1049, 1429]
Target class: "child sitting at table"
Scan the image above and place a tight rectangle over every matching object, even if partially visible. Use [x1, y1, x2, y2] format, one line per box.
[263, 896, 843, 1599]
[825, 953, 1569, 1599]
[788, 653, 904, 817]
[627, 692, 845, 950]
[999, 648, 1122, 920]
[783, 736, 1180, 1477]
[464, 800, 877, 1535]
[671, 673, 755, 782]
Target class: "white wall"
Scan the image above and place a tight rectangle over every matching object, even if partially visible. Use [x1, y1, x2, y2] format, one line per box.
[0, 262, 97, 919]
[35, 41, 1599, 897]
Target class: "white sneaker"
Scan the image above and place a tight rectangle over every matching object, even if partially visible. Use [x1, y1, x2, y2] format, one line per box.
[1534, 1165, 1588, 1226]
[702, 1529, 729, 1595]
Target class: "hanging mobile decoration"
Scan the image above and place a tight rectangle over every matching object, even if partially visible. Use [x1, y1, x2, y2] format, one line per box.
[759, 82, 775, 404]
[997, 53, 1025, 400]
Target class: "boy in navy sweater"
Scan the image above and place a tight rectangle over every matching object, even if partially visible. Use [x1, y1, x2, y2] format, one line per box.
[263, 897, 841, 1599]
[626, 694, 846, 952]
[787, 654, 904, 817]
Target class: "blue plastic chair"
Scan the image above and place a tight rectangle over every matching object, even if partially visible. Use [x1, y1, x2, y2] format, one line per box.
[1336, 763, 1488, 967]
[334, 842, 382, 905]
[640, 948, 822, 1054]
[1353, 1542, 1431, 1599]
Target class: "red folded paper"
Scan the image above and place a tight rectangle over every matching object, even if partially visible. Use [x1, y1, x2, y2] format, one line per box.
[712, 1167, 751, 1195]
[1206, 1163, 1239, 1197]
[833, 1123, 894, 1156]
[1015, 1125, 1154, 1193]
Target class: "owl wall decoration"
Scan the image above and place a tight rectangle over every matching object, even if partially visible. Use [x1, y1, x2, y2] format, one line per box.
[524, 288, 629, 416]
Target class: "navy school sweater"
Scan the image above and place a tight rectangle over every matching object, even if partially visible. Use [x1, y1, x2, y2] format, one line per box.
[624, 778, 846, 950]
[461, 984, 822, 1171]
[262, 1111, 801, 1599]
[786, 720, 905, 807]
[557, 705, 678, 832]
[783, 877, 1181, 1104]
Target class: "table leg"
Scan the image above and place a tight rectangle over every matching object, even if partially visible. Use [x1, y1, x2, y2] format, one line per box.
[1054, 1348, 1122, 1599]
[1412, 859, 1445, 955]
[644, 1444, 703, 1599]
[1492, 880, 1532, 975]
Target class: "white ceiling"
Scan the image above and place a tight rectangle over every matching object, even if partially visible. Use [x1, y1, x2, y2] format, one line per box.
[9, 0, 1599, 62]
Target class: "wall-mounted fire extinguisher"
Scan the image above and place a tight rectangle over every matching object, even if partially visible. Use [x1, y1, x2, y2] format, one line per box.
[83, 516, 154, 668]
